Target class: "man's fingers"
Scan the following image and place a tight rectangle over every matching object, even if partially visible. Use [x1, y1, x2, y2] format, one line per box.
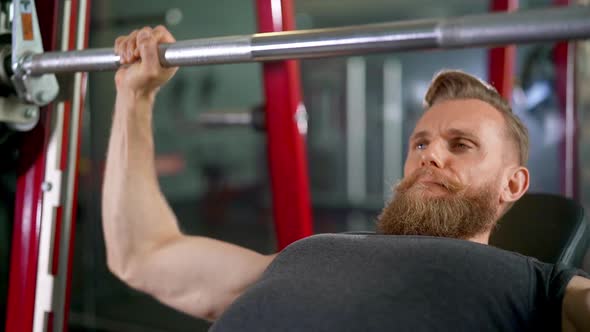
[114, 36, 126, 62]
[120, 39, 129, 63]
[153, 25, 176, 44]
[125, 30, 139, 63]
[114, 36, 123, 53]
[136, 26, 153, 43]
[116, 26, 173, 66]
[136, 27, 161, 72]
[114, 26, 178, 94]
[149, 26, 179, 71]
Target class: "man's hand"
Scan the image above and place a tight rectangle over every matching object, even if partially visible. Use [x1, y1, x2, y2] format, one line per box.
[114, 25, 178, 98]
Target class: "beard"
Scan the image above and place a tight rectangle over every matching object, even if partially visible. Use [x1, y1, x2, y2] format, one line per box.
[376, 167, 499, 240]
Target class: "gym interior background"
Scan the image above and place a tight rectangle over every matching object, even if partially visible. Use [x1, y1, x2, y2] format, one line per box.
[1, 0, 589, 331]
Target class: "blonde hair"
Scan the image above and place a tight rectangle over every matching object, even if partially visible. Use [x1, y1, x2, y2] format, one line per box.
[424, 70, 529, 165]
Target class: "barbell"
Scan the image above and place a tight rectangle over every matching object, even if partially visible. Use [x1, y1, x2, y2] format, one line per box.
[1, 3, 589, 131]
[17, 5, 590, 76]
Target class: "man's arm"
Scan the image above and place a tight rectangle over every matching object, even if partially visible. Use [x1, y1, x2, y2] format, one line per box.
[102, 26, 275, 321]
[562, 276, 590, 332]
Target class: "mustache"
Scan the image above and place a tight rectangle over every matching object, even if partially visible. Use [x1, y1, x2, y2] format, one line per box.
[396, 167, 466, 194]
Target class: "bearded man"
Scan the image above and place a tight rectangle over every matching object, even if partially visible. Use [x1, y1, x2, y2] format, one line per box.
[102, 26, 590, 331]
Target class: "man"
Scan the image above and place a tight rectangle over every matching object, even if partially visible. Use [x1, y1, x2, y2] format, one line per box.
[103, 26, 590, 331]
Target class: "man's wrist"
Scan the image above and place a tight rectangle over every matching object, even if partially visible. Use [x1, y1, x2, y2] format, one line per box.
[114, 88, 158, 125]
[116, 87, 159, 104]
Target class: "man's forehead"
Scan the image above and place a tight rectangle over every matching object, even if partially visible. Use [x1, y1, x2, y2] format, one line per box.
[412, 99, 505, 137]
[410, 128, 479, 140]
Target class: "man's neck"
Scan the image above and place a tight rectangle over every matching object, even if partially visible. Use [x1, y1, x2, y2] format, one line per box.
[468, 232, 490, 245]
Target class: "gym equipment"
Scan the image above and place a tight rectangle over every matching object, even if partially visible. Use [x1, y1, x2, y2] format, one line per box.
[21, 6, 590, 74]
[0, 3, 589, 130]
[490, 193, 589, 267]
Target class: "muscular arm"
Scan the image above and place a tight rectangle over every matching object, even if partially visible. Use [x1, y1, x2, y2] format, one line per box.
[562, 276, 590, 332]
[102, 26, 275, 321]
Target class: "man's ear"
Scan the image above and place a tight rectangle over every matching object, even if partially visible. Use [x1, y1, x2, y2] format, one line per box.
[500, 166, 530, 203]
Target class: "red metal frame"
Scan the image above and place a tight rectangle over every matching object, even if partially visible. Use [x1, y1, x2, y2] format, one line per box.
[6, 0, 90, 330]
[553, 0, 578, 199]
[6, 1, 60, 331]
[256, 0, 313, 250]
[6, 114, 50, 332]
[488, 0, 518, 100]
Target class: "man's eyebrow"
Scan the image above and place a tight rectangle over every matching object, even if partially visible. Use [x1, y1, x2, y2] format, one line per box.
[446, 128, 480, 142]
[410, 131, 430, 141]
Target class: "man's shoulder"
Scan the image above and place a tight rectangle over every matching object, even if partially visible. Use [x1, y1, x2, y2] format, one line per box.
[278, 233, 534, 267]
[289, 232, 524, 252]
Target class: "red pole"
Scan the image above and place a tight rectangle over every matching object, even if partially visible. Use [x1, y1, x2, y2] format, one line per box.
[488, 0, 518, 101]
[255, 0, 313, 249]
[5, 117, 50, 332]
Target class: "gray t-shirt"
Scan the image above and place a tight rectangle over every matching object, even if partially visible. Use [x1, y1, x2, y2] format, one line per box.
[210, 234, 586, 331]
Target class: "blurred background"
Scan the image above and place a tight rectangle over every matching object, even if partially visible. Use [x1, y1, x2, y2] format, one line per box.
[1, 0, 590, 331]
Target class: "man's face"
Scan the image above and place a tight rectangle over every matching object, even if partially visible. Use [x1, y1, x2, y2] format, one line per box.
[404, 98, 511, 198]
[377, 98, 515, 240]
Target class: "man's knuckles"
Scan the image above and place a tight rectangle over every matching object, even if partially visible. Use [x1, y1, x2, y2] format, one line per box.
[114, 26, 174, 81]
[127, 42, 137, 61]
[137, 27, 152, 40]
[114, 36, 125, 51]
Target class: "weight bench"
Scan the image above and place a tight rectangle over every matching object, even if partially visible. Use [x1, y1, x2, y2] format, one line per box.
[489, 193, 590, 269]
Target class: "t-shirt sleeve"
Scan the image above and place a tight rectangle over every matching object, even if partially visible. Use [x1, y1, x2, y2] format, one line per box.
[547, 264, 590, 303]
[529, 259, 590, 329]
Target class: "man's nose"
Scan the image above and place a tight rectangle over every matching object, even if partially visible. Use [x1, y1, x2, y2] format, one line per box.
[420, 142, 445, 169]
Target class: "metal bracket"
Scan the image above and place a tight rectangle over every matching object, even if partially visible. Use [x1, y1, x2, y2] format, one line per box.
[0, 0, 57, 131]
[0, 94, 38, 130]
[11, 0, 59, 106]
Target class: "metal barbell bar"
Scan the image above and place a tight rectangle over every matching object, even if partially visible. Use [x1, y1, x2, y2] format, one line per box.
[18, 5, 590, 76]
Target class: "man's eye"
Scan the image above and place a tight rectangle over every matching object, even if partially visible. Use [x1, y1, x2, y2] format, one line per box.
[416, 143, 427, 150]
[453, 142, 471, 150]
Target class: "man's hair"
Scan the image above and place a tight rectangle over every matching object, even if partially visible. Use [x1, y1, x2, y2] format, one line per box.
[424, 70, 529, 165]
